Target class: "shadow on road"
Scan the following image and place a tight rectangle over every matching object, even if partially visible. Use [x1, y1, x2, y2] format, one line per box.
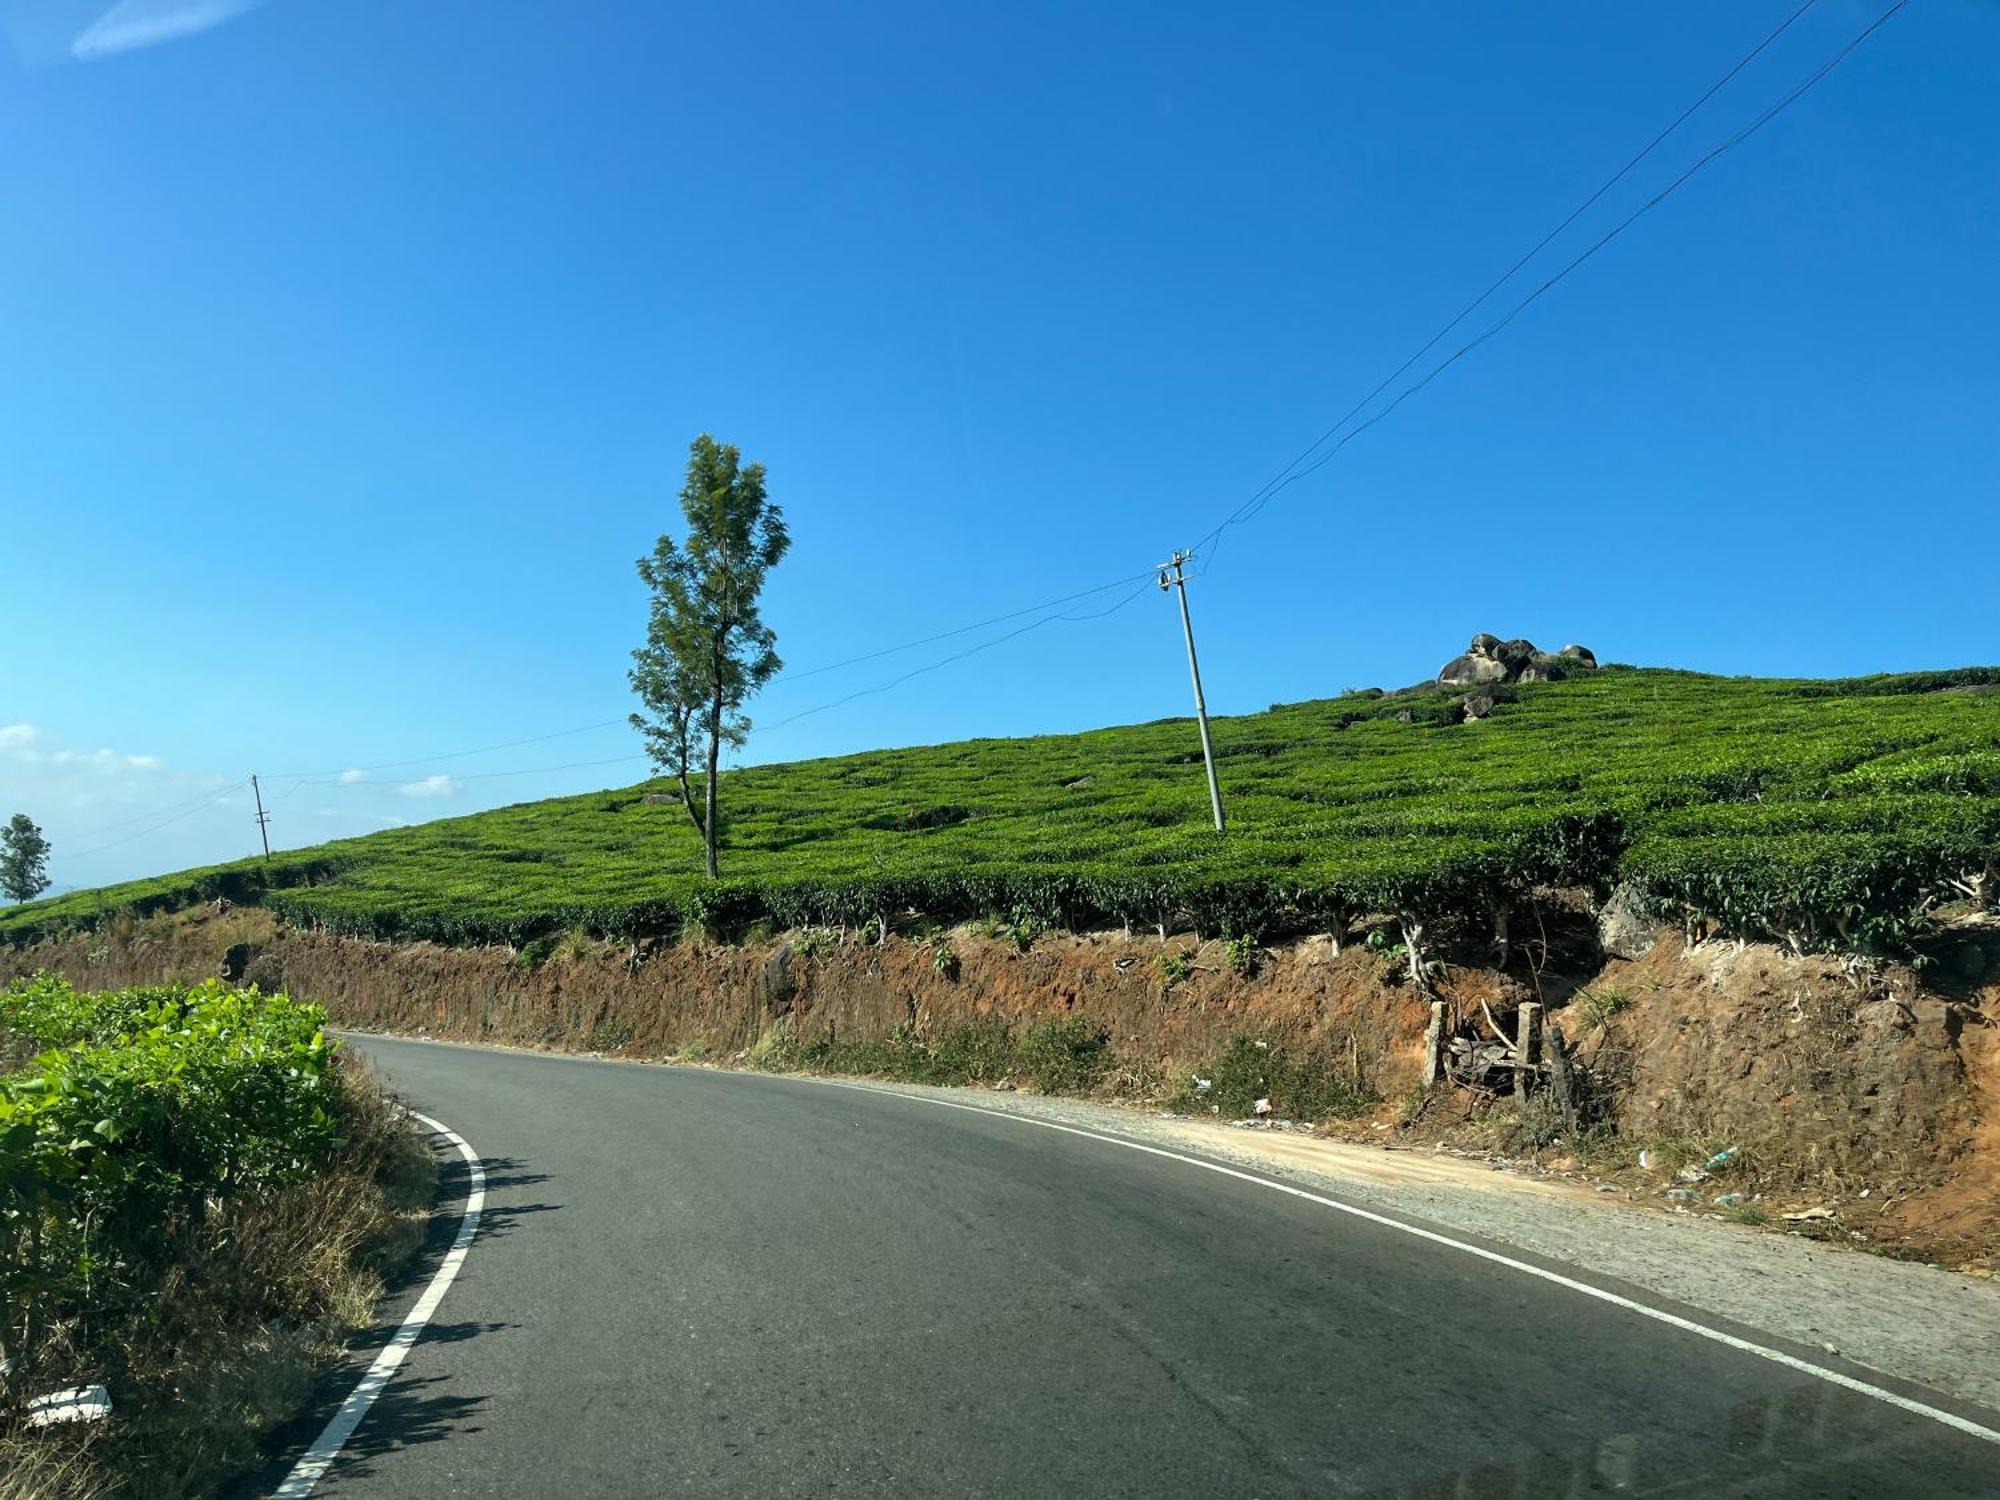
[291, 1371, 490, 1483]
[223, 1148, 558, 1496]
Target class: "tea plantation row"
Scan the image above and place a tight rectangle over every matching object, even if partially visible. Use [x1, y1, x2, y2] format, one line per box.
[5, 667, 1997, 955]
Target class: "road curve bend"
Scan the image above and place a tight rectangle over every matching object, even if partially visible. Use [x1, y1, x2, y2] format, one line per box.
[258, 1036, 1999, 1498]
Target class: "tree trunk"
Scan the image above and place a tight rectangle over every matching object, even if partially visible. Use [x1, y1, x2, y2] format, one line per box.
[676, 769, 706, 839]
[705, 638, 724, 879]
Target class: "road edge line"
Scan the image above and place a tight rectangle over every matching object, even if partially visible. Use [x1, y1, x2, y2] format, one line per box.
[829, 1079, 2000, 1447]
[270, 1112, 486, 1497]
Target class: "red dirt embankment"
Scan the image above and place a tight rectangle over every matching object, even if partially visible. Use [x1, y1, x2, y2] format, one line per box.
[7, 907, 1993, 1265]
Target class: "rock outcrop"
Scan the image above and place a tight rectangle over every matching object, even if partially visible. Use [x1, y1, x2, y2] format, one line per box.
[1438, 634, 1597, 688]
[1597, 882, 1667, 961]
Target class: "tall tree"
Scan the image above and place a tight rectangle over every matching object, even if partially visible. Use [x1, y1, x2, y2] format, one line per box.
[630, 435, 790, 878]
[0, 814, 51, 904]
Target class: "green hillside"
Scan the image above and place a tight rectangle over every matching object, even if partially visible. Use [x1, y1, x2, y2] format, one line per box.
[7, 667, 1999, 955]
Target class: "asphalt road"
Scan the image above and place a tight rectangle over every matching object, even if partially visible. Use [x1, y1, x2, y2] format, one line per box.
[253, 1037, 2000, 1498]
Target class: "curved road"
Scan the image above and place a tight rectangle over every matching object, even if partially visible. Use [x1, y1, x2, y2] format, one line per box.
[255, 1036, 1999, 1497]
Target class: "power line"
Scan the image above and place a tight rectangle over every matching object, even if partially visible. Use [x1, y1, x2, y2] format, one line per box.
[252, 0, 1895, 805]
[756, 579, 1159, 736]
[1201, 0, 1824, 570]
[49, 2, 1908, 861]
[768, 569, 1160, 688]
[63, 781, 251, 861]
[59, 780, 251, 842]
[265, 572, 1156, 780]
[301, 753, 650, 788]
[1220, 0, 1907, 518]
[273, 718, 632, 780]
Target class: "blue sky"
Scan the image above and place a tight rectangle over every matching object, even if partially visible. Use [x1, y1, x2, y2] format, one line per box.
[2, 0, 1995, 892]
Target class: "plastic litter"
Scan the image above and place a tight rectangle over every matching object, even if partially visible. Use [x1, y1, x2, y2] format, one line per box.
[1677, 1167, 1709, 1184]
[1782, 1206, 1836, 1222]
[1252, 1097, 1273, 1116]
[1637, 1149, 1654, 1170]
[1193, 1077, 1212, 1095]
[1705, 1147, 1738, 1170]
[26, 1386, 111, 1428]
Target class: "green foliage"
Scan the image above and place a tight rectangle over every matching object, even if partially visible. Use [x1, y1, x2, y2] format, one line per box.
[745, 1015, 1070, 1092]
[1176, 1035, 1376, 1121]
[1000, 906, 1049, 951]
[512, 935, 557, 970]
[928, 935, 961, 980]
[1015, 1016, 1111, 1094]
[0, 975, 341, 1391]
[629, 433, 791, 879]
[1155, 948, 1194, 987]
[793, 926, 839, 964]
[1574, 987, 1631, 1029]
[1223, 932, 1259, 977]
[6, 668, 1999, 956]
[0, 813, 52, 904]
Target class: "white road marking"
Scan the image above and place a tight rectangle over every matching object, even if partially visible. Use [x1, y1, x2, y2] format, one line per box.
[830, 1079, 2000, 1448]
[271, 1113, 486, 1498]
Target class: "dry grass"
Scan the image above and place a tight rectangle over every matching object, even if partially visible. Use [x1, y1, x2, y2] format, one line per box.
[0, 1056, 436, 1499]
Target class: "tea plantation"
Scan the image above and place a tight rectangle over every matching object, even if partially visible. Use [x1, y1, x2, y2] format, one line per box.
[5, 667, 1997, 955]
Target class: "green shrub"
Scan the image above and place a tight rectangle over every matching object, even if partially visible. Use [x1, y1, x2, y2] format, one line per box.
[1574, 987, 1631, 1028]
[1178, 1035, 1376, 1121]
[7, 668, 1997, 958]
[0, 975, 343, 1403]
[929, 936, 961, 980]
[512, 936, 557, 970]
[1016, 1016, 1110, 1094]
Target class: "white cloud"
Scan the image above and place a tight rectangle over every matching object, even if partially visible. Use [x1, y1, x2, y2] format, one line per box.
[339, 769, 367, 784]
[1, 724, 165, 774]
[72, 0, 267, 60]
[400, 775, 460, 799]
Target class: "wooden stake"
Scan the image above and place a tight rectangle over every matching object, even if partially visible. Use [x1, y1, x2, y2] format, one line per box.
[1421, 1000, 1446, 1089]
[1546, 1023, 1579, 1134]
[1514, 1002, 1540, 1102]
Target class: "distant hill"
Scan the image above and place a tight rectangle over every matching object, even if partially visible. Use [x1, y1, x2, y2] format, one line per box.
[5, 666, 1997, 955]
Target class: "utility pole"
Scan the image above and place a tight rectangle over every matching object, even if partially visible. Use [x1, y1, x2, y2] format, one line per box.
[1156, 550, 1226, 833]
[251, 774, 272, 860]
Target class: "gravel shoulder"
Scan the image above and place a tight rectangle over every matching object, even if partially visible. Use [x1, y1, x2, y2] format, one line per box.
[837, 1075, 2000, 1416]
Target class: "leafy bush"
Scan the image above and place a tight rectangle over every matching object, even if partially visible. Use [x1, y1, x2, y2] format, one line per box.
[5, 668, 1997, 957]
[1015, 1017, 1110, 1094]
[2, 978, 343, 1386]
[1177, 1035, 1376, 1121]
[928, 936, 961, 980]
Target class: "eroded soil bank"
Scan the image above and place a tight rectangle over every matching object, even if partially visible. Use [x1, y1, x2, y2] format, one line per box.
[7, 906, 1994, 1267]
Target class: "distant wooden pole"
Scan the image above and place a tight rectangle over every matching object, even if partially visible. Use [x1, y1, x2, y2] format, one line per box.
[1514, 1002, 1540, 1102]
[1421, 1001, 1447, 1089]
[251, 774, 272, 861]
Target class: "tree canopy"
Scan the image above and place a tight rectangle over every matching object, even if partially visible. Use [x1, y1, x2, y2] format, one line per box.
[1, 814, 52, 904]
[630, 434, 790, 878]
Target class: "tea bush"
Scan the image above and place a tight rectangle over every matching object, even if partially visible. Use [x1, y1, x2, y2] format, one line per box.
[4, 667, 1996, 956]
[0, 976, 342, 1400]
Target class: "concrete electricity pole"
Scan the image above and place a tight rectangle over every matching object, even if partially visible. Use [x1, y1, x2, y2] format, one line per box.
[1157, 550, 1226, 833]
[251, 774, 272, 860]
